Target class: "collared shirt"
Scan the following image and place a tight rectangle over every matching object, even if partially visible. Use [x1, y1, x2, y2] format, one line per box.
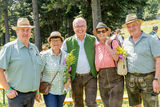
[61, 34, 90, 74]
[0, 39, 42, 92]
[123, 32, 160, 74]
[95, 40, 119, 71]
[41, 49, 67, 95]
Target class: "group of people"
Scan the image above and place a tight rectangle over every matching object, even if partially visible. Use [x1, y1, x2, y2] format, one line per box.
[0, 13, 160, 107]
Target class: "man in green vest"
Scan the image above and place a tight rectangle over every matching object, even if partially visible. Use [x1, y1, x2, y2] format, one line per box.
[62, 17, 97, 107]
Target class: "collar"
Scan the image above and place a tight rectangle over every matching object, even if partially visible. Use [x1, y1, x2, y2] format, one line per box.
[17, 39, 33, 49]
[129, 31, 147, 41]
[75, 33, 86, 41]
[49, 48, 62, 56]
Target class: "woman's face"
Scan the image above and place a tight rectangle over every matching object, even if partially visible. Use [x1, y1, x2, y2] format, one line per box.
[96, 27, 109, 41]
[49, 38, 62, 51]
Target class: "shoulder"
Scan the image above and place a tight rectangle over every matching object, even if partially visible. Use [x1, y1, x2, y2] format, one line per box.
[1, 40, 17, 51]
[142, 32, 156, 42]
[41, 49, 51, 56]
[86, 34, 96, 40]
[4, 40, 17, 47]
[30, 43, 38, 49]
[65, 35, 75, 41]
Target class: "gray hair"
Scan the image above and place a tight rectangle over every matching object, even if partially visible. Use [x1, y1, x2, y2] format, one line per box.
[72, 17, 87, 27]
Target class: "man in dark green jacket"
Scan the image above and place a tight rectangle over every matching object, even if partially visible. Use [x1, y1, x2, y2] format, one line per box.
[62, 17, 97, 107]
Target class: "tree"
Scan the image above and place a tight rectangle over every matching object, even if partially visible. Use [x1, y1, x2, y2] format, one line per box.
[32, 0, 41, 50]
[3, 0, 10, 43]
[91, 0, 102, 29]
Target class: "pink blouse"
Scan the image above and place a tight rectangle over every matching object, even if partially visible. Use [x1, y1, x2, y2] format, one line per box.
[95, 40, 119, 71]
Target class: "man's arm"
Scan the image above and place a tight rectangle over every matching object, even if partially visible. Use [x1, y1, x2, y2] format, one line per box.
[153, 56, 160, 93]
[0, 68, 18, 98]
[0, 68, 10, 90]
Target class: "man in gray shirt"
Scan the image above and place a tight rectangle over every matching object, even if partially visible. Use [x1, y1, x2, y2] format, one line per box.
[123, 14, 160, 107]
[0, 18, 42, 107]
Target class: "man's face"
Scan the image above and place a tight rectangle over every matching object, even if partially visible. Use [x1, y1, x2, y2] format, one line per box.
[16, 27, 31, 43]
[126, 20, 141, 37]
[96, 27, 108, 41]
[73, 19, 87, 37]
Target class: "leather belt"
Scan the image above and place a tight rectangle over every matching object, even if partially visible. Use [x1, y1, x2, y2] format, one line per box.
[128, 72, 155, 77]
[76, 72, 91, 77]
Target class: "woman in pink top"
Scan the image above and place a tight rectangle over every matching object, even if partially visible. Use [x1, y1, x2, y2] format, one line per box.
[94, 22, 124, 107]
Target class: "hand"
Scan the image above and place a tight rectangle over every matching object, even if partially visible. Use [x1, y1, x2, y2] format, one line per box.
[153, 80, 160, 93]
[35, 93, 41, 102]
[106, 39, 111, 46]
[6, 89, 18, 99]
[64, 82, 70, 89]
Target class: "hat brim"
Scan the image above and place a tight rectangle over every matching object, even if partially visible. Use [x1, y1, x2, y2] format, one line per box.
[122, 19, 143, 28]
[93, 26, 111, 36]
[12, 26, 35, 30]
[48, 36, 64, 43]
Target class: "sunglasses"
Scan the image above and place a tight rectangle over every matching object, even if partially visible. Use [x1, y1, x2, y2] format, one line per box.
[96, 30, 107, 34]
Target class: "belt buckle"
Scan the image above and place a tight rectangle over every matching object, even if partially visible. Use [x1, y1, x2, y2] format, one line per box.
[76, 72, 90, 77]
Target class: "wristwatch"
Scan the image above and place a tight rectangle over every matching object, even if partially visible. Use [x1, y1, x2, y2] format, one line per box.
[154, 78, 160, 82]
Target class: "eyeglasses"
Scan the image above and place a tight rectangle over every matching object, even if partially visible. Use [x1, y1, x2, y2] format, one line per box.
[96, 30, 106, 34]
[51, 40, 61, 43]
[74, 25, 86, 29]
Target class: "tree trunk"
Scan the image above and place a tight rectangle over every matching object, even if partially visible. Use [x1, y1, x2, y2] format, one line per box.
[66, 17, 72, 38]
[32, 0, 42, 51]
[3, 0, 10, 43]
[91, 0, 102, 29]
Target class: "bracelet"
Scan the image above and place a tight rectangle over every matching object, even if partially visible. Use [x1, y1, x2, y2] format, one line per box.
[6, 88, 12, 93]
[36, 91, 40, 94]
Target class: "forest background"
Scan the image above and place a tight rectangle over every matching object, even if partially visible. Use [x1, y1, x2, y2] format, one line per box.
[0, 0, 160, 51]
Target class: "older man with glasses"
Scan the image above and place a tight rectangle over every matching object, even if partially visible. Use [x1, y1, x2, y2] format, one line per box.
[62, 17, 97, 107]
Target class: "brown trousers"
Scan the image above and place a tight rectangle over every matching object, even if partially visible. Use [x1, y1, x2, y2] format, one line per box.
[71, 73, 97, 107]
[99, 67, 124, 107]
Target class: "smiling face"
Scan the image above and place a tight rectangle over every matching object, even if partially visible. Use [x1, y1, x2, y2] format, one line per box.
[96, 27, 109, 42]
[126, 20, 142, 38]
[49, 37, 62, 51]
[73, 18, 87, 39]
[16, 27, 31, 44]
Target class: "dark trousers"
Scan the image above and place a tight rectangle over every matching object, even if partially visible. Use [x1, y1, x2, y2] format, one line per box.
[8, 91, 35, 107]
[71, 73, 97, 107]
[99, 68, 124, 107]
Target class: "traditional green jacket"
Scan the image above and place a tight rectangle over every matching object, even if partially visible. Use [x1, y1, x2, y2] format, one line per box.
[66, 34, 97, 81]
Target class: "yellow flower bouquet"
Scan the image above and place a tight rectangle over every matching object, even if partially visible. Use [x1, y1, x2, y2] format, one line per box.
[63, 49, 76, 84]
